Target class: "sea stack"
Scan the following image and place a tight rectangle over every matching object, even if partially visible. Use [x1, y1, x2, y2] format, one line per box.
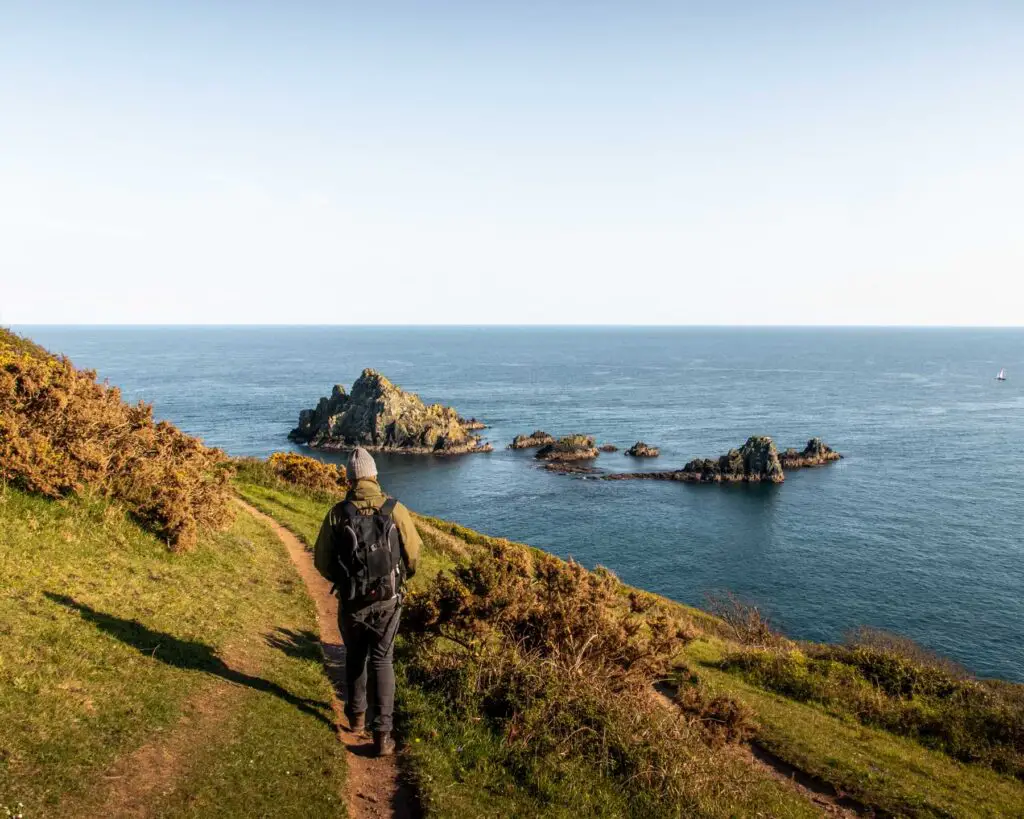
[509, 430, 557, 449]
[289, 369, 492, 455]
[625, 441, 660, 458]
[677, 436, 784, 483]
[778, 438, 843, 469]
[535, 434, 600, 462]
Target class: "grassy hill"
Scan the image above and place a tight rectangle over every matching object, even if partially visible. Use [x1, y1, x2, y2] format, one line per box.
[0, 329, 348, 816]
[0, 486, 347, 817]
[236, 468, 1024, 818]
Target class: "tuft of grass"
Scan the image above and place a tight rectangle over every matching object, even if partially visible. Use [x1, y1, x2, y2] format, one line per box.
[0, 485, 346, 816]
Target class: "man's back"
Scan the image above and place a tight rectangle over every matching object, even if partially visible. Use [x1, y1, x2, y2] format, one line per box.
[311, 448, 421, 756]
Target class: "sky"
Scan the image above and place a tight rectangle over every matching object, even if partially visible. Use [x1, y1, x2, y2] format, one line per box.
[1, 1, 1022, 325]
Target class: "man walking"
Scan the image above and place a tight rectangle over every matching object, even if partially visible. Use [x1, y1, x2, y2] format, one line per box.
[314, 446, 421, 756]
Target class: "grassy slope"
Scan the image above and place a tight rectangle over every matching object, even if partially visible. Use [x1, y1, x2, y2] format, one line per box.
[238, 477, 1024, 819]
[0, 486, 346, 818]
[685, 640, 1024, 818]
[237, 479, 817, 818]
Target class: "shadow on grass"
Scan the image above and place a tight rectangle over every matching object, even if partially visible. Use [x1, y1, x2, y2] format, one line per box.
[265, 627, 324, 662]
[45, 593, 334, 727]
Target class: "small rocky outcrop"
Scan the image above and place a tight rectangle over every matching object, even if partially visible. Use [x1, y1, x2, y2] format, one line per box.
[598, 443, 619, 452]
[605, 436, 785, 484]
[779, 438, 842, 469]
[625, 441, 660, 458]
[544, 461, 601, 475]
[535, 434, 600, 462]
[509, 430, 556, 449]
[460, 417, 487, 431]
[289, 369, 491, 455]
[679, 436, 784, 483]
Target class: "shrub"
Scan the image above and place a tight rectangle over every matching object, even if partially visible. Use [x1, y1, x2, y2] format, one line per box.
[674, 684, 756, 746]
[706, 592, 787, 648]
[0, 329, 233, 550]
[267, 452, 346, 494]
[401, 543, 767, 813]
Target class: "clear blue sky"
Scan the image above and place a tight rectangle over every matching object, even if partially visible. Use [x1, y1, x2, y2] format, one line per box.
[2, 1, 1022, 325]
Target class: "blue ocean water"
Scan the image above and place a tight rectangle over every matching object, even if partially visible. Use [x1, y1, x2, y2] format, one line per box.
[16, 326, 1024, 681]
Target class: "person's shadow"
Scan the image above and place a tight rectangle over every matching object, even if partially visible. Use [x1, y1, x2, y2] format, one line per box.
[45, 593, 333, 727]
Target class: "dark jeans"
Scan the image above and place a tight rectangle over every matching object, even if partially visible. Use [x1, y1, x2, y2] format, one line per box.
[339, 595, 401, 733]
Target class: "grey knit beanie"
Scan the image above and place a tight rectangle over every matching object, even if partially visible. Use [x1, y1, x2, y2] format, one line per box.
[347, 446, 378, 480]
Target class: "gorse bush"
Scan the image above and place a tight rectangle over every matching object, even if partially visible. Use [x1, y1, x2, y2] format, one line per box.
[268, 451, 347, 494]
[0, 329, 233, 550]
[232, 453, 347, 504]
[720, 633, 1024, 779]
[402, 542, 770, 814]
[706, 592, 787, 648]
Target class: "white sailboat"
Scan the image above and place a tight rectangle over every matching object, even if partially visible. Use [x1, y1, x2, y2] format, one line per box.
[996, 368, 1007, 381]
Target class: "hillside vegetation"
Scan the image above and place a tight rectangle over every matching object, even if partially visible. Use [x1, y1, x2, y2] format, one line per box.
[238, 469, 1024, 818]
[0, 329, 232, 550]
[0, 330, 347, 816]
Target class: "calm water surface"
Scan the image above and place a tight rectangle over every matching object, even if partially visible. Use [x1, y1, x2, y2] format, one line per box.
[17, 326, 1024, 681]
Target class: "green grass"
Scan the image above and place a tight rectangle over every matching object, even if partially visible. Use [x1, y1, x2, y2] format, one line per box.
[684, 639, 1024, 818]
[241, 477, 1024, 819]
[0, 485, 346, 817]
[233, 479, 819, 817]
[235, 480, 327, 547]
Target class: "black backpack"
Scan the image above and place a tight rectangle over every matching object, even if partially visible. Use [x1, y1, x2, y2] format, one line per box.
[331, 498, 404, 604]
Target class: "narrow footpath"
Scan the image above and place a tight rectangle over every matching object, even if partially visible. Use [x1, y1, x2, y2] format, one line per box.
[238, 500, 418, 819]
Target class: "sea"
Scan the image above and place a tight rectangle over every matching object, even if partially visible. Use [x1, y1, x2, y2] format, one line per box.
[15, 326, 1024, 682]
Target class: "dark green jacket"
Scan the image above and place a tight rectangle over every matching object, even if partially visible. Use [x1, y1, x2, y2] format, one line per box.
[313, 478, 421, 583]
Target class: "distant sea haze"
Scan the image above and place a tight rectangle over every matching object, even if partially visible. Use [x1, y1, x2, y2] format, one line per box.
[18, 325, 1024, 682]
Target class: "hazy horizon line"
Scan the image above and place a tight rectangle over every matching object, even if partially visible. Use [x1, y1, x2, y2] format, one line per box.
[8, 323, 1024, 331]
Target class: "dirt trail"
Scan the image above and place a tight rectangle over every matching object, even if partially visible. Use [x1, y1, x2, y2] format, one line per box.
[650, 684, 867, 818]
[238, 500, 418, 819]
[60, 679, 236, 818]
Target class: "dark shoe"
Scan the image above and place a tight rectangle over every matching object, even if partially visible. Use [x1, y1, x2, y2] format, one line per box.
[348, 712, 365, 732]
[373, 730, 395, 757]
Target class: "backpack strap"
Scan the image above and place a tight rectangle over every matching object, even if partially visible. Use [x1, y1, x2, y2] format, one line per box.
[379, 498, 398, 517]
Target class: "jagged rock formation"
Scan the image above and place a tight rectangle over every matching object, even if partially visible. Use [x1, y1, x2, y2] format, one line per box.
[678, 435, 784, 483]
[605, 436, 785, 483]
[779, 438, 843, 469]
[535, 434, 600, 462]
[460, 417, 487, 431]
[289, 370, 492, 455]
[598, 444, 619, 452]
[625, 441, 660, 458]
[509, 430, 556, 449]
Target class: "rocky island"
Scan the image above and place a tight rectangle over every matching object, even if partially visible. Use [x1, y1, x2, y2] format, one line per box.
[509, 430, 556, 449]
[289, 369, 492, 455]
[535, 434, 601, 471]
[625, 441, 660, 458]
[779, 437, 843, 468]
[603, 436, 841, 484]
[605, 436, 784, 483]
